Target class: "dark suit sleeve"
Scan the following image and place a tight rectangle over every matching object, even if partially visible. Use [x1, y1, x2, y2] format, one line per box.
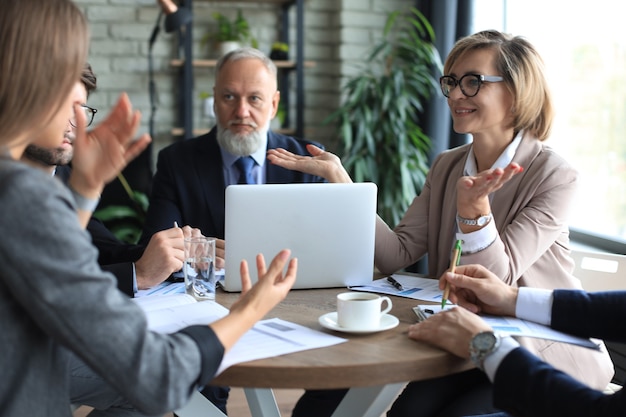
[101, 263, 135, 297]
[87, 217, 143, 297]
[140, 147, 184, 245]
[550, 290, 626, 343]
[88, 217, 145, 265]
[492, 290, 626, 416]
[493, 348, 626, 417]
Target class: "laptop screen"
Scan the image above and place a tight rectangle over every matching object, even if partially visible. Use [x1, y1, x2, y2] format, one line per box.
[222, 183, 377, 291]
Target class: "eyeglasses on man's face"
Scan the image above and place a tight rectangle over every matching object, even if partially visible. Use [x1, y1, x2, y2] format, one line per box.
[69, 104, 98, 128]
[439, 74, 504, 98]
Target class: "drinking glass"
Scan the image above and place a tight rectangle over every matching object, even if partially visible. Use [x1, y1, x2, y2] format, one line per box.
[183, 237, 217, 300]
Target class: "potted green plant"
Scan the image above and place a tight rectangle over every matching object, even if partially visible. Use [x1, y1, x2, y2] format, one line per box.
[325, 7, 442, 226]
[201, 10, 258, 57]
[270, 41, 289, 60]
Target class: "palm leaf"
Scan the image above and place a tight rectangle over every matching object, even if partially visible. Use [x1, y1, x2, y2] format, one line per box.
[328, 8, 441, 226]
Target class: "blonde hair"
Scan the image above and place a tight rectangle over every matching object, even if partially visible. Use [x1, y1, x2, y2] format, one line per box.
[444, 30, 553, 141]
[0, 0, 89, 145]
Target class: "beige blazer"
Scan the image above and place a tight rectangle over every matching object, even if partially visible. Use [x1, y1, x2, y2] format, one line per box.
[375, 134, 614, 389]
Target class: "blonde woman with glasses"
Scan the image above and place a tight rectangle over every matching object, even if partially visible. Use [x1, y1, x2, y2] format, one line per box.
[268, 30, 614, 417]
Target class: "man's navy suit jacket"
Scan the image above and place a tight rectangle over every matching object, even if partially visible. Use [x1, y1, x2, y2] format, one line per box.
[493, 289, 626, 416]
[140, 128, 326, 242]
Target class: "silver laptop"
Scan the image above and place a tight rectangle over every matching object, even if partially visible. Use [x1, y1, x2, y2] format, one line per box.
[222, 183, 377, 291]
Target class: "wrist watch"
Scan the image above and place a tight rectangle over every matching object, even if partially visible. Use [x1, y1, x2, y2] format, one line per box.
[469, 331, 500, 371]
[457, 213, 492, 227]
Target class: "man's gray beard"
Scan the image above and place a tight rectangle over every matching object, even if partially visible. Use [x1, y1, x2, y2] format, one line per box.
[216, 121, 269, 157]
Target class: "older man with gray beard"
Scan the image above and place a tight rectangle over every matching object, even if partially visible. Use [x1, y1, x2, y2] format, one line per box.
[141, 46, 325, 244]
[139, 47, 325, 414]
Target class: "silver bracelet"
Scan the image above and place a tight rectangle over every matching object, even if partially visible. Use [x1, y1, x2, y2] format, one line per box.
[69, 186, 100, 212]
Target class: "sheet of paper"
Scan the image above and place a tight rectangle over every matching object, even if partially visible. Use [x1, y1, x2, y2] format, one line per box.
[413, 305, 599, 350]
[135, 281, 186, 297]
[135, 298, 230, 333]
[134, 296, 347, 375]
[350, 274, 447, 303]
[133, 293, 196, 312]
[218, 318, 347, 374]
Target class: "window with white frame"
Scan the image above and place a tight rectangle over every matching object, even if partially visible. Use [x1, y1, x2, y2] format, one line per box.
[472, 0, 626, 247]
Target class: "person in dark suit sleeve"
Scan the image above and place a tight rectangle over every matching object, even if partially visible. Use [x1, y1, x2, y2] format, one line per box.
[140, 46, 325, 246]
[409, 263, 626, 417]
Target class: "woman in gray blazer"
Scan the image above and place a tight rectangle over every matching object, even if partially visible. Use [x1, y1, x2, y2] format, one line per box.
[0, 2, 297, 416]
[268, 30, 614, 417]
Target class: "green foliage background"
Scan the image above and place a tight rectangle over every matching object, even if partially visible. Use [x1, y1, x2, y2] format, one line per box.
[327, 7, 441, 226]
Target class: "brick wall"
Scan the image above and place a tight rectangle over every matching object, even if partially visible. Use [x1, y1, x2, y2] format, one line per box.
[74, 0, 414, 166]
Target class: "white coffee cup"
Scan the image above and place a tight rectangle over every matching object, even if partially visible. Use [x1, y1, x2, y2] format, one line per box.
[336, 292, 392, 330]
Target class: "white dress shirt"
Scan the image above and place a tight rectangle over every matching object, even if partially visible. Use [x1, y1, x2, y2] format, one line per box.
[455, 131, 523, 254]
[483, 286, 554, 381]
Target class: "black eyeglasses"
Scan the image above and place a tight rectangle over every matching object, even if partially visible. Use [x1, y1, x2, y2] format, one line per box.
[69, 104, 98, 128]
[439, 74, 504, 98]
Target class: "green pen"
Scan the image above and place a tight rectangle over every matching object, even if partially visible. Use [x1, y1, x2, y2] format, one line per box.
[442, 239, 462, 308]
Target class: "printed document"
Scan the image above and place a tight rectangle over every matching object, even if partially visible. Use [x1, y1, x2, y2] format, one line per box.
[350, 274, 445, 303]
[413, 304, 599, 350]
[137, 269, 226, 297]
[133, 294, 347, 374]
[135, 281, 185, 297]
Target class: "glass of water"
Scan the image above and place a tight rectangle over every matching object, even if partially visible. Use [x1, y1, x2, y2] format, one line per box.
[183, 236, 217, 300]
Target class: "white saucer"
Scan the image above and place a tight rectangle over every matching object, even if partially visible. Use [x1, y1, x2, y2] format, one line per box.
[318, 312, 400, 334]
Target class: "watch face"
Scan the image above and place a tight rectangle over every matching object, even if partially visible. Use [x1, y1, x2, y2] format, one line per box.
[476, 215, 491, 227]
[473, 332, 497, 350]
[457, 213, 492, 227]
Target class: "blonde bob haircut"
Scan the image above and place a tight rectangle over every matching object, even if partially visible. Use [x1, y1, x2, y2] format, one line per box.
[443, 30, 553, 141]
[0, 0, 89, 146]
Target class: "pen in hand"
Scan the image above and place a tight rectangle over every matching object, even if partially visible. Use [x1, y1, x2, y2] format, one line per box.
[442, 239, 462, 308]
[387, 276, 404, 291]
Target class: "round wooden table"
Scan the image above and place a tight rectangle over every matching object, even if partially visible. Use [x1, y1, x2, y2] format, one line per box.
[213, 287, 471, 389]
[169, 287, 476, 417]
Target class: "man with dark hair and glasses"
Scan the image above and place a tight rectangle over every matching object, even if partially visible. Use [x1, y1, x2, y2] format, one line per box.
[23, 64, 97, 168]
[70, 103, 98, 129]
[21, 63, 196, 297]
